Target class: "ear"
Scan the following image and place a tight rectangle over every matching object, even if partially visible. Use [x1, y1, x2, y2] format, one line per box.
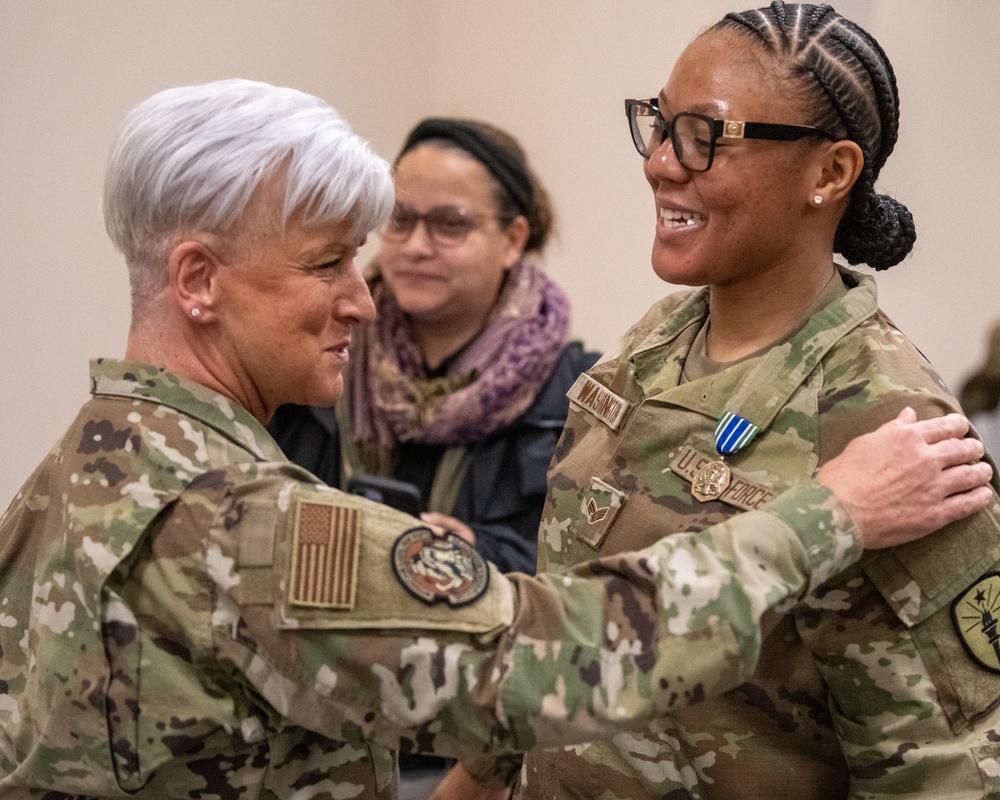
[812, 139, 864, 206]
[500, 215, 531, 269]
[167, 239, 223, 322]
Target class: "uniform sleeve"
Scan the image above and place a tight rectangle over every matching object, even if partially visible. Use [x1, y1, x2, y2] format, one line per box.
[807, 348, 1000, 796]
[200, 462, 861, 762]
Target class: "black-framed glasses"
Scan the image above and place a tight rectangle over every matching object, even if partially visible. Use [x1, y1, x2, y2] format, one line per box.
[625, 98, 837, 172]
[382, 203, 509, 247]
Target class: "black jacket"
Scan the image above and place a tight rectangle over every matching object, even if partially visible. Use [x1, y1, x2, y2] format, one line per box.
[268, 341, 598, 575]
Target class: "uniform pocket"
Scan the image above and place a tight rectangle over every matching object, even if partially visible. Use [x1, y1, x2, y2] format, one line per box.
[862, 502, 1000, 734]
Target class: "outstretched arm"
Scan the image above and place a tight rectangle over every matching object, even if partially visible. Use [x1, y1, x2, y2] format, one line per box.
[200, 411, 992, 763]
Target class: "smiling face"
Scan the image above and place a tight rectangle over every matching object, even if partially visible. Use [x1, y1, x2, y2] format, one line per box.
[377, 144, 524, 331]
[644, 29, 829, 290]
[212, 190, 376, 417]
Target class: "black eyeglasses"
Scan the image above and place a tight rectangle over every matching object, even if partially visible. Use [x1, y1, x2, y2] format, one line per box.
[382, 203, 509, 247]
[625, 98, 837, 172]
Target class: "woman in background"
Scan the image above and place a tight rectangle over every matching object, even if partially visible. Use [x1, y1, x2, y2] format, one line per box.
[268, 117, 596, 799]
[270, 117, 595, 577]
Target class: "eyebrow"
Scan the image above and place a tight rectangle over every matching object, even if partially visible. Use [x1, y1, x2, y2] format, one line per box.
[395, 202, 470, 212]
[657, 94, 725, 117]
[302, 238, 361, 262]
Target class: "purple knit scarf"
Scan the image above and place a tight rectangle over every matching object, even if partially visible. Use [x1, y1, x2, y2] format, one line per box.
[350, 257, 570, 458]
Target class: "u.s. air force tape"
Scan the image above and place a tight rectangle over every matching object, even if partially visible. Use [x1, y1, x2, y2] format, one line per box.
[392, 527, 489, 607]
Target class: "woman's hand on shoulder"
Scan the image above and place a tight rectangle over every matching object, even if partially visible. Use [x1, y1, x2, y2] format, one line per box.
[817, 407, 994, 549]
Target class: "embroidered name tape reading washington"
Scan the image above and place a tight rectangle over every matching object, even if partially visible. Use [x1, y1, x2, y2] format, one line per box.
[567, 374, 631, 431]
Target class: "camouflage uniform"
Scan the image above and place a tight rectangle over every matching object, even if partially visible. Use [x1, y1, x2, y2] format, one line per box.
[518, 267, 1000, 799]
[0, 358, 868, 798]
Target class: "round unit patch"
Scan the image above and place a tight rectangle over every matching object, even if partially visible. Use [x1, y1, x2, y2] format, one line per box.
[391, 527, 489, 607]
[951, 571, 1000, 674]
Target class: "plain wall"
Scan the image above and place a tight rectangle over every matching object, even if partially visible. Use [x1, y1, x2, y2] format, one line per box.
[2, 1, 998, 506]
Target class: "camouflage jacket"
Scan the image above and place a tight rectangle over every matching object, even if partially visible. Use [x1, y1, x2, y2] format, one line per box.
[0, 359, 865, 798]
[520, 268, 1000, 800]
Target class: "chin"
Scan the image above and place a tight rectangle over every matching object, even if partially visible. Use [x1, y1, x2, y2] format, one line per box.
[650, 248, 707, 287]
[651, 262, 698, 287]
[396, 296, 444, 320]
[302, 377, 345, 408]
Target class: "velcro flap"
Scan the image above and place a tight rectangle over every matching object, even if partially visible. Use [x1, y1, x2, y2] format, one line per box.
[274, 487, 514, 634]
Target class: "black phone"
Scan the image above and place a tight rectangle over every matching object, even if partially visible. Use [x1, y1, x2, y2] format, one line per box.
[346, 474, 423, 517]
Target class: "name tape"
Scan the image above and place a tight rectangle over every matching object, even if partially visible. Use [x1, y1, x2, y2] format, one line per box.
[567, 374, 631, 431]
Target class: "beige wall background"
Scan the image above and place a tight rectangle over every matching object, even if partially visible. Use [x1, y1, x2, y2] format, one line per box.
[2, 1, 998, 505]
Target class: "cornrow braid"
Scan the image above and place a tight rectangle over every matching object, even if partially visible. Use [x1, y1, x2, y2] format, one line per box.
[715, 1, 915, 270]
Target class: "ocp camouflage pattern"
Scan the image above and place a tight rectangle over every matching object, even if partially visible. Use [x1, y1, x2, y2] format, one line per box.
[517, 267, 1000, 799]
[0, 359, 865, 797]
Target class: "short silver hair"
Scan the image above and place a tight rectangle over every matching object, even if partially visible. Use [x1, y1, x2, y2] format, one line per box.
[102, 78, 394, 305]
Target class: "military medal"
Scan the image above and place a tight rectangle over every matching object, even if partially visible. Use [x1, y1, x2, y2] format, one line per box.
[692, 411, 759, 503]
[692, 459, 731, 501]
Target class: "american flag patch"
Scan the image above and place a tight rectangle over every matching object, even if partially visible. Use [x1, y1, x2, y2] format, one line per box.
[289, 499, 360, 609]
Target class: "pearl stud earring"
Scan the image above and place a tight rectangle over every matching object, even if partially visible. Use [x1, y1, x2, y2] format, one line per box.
[191, 308, 201, 317]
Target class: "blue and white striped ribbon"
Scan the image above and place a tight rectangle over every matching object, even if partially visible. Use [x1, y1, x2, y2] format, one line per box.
[714, 411, 759, 456]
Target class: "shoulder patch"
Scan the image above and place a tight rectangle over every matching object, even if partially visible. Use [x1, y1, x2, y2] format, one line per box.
[951, 572, 1000, 674]
[392, 527, 489, 607]
[288, 496, 361, 610]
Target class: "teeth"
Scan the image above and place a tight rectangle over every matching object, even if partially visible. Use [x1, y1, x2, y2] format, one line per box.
[659, 208, 705, 228]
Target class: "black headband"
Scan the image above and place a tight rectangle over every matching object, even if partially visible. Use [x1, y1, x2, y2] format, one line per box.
[398, 118, 534, 218]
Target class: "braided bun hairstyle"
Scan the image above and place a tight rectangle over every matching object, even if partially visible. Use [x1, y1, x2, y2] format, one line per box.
[714, 1, 915, 270]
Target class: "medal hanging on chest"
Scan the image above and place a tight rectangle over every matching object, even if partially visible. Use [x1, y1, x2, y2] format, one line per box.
[691, 411, 759, 502]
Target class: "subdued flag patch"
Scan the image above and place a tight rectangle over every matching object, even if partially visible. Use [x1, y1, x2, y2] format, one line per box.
[289, 498, 360, 610]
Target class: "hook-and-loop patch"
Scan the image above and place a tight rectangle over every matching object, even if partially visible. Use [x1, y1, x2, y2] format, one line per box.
[392, 527, 489, 607]
[951, 572, 1000, 674]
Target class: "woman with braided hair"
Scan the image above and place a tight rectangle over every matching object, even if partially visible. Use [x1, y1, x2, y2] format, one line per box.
[434, 3, 1000, 799]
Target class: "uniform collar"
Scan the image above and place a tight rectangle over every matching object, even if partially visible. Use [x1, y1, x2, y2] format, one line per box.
[628, 266, 879, 434]
[89, 358, 286, 462]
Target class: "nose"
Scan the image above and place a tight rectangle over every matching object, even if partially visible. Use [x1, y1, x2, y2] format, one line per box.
[337, 262, 376, 323]
[643, 138, 690, 186]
